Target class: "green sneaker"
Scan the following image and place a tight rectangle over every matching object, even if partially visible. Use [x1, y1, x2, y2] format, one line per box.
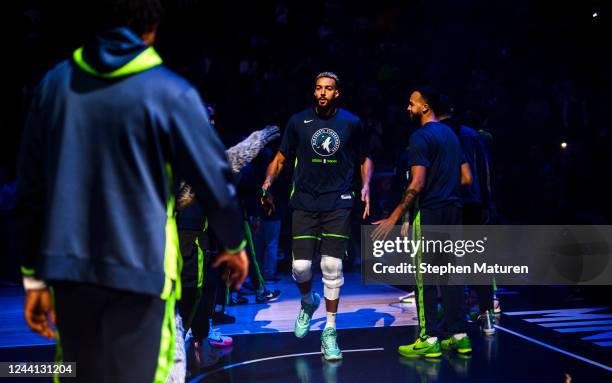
[398, 337, 442, 358]
[294, 292, 320, 338]
[321, 327, 343, 361]
[441, 334, 472, 354]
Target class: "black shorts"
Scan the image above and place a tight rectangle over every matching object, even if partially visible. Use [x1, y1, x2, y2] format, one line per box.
[292, 208, 351, 260]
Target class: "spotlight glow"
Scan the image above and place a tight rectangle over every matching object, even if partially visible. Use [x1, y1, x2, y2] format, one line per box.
[593, 12, 598, 18]
[561, 142, 568, 149]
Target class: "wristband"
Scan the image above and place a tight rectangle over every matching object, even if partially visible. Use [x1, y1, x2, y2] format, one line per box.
[23, 276, 47, 290]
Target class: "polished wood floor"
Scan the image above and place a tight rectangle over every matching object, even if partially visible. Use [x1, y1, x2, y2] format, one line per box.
[219, 272, 418, 335]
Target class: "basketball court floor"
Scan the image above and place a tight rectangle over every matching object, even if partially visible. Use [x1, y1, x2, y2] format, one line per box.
[1, 272, 611, 382]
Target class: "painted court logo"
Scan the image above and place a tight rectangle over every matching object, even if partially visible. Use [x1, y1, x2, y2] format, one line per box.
[311, 128, 340, 157]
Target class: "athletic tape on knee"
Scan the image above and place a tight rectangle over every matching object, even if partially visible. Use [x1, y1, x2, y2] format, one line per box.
[292, 259, 312, 283]
[321, 255, 343, 300]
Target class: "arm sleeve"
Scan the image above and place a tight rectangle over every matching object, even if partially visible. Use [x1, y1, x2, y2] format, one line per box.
[168, 88, 245, 252]
[15, 85, 46, 278]
[407, 132, 431, 168]
[278, 119, 296, 157]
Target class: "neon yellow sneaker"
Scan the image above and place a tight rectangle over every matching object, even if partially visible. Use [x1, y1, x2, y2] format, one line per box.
[441, 334, 472, 354]
[398, 337, 442, 358]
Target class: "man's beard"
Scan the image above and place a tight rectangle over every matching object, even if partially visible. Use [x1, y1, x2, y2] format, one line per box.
[316, 98, 335, 110]
[409, 112, 420, 123]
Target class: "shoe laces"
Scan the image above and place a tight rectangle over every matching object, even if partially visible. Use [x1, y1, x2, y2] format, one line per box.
[322, 329, 337, 349]
[297, 308, 309, 325]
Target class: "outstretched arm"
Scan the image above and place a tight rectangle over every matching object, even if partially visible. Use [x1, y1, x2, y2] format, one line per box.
[372, 165, 426, 241]
[262, 150, 288, 191]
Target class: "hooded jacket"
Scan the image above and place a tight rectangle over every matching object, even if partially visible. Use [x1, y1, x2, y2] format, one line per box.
[16, 27, 245, 296]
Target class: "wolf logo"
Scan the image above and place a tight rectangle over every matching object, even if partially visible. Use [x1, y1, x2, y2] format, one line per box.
[311, 128, 340, 157]
[321, 136, 333, 153]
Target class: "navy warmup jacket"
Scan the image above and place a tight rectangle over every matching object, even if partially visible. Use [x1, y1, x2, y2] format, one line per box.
[16, 27, 245, 296]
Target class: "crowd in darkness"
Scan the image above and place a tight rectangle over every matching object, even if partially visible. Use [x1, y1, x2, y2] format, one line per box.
[2, 0, 611, 278]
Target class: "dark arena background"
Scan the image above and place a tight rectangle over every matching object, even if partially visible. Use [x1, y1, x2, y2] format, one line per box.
[1, 1, 611, 382]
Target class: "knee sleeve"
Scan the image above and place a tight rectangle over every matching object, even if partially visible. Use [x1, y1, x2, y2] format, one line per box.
[292, 259, 313, 283]
[321, 255, 344, 300]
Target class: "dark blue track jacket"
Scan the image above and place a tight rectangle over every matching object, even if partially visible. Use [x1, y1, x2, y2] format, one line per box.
[16, 27, 245, 296]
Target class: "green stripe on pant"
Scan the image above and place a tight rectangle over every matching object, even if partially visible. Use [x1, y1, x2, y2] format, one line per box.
[153, 289, 177, 383]
[183, 237, 205, 330]
[243, 219, 265, 291]
[321, 233, 350, 239]
[411, 198, 427, 339]
[225, 218, 267, 302]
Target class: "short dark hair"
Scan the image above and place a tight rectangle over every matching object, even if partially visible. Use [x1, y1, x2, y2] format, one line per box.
[413, 85, 441, 114]
[315, 72, 340, 88]
[92, 0, 164, 35]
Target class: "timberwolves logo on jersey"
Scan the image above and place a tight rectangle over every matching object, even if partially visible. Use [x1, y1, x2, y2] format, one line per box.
[311, 128, 340, 157]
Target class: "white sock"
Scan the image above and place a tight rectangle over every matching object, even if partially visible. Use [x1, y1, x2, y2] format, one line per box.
[325, 312, 337, 329]
[301, 291, 312, 305]
[426, 337, 438, 344]
[454, 333, 467, 340]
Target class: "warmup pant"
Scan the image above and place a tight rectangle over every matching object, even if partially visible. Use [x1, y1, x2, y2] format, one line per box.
[413, 204, 467, 339]
[244, 220, 265, 292]
[177, 230, 203, 331]
[189, 257, 221, 342]
[254, 219, 281, 278]
[177, 230, 221, 342]
[53, 282, 175, 383]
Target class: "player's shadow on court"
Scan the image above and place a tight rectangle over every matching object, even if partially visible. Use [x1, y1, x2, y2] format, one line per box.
[310, 308, 395, 330]
[225, 303, 280, 333]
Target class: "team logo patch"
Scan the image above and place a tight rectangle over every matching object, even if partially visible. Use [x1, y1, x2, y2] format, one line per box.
[311, 128, 340, 157]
